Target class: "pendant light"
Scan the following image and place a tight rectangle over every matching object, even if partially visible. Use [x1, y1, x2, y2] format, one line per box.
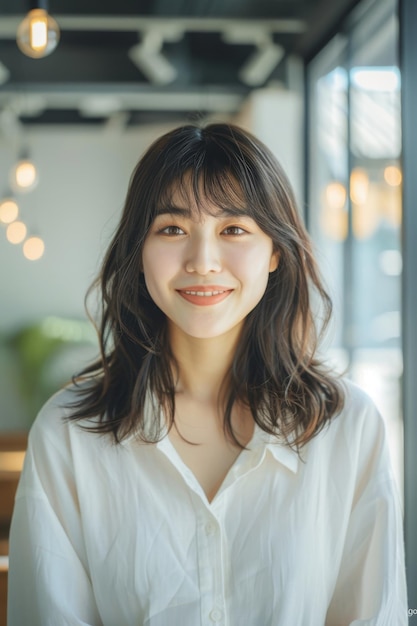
[0, 197, 19, 224]
[10, 154, 39, 193]
[16, 0, 60, 59]
[7, 221, 27, 245]
[23, 236, 45, 260]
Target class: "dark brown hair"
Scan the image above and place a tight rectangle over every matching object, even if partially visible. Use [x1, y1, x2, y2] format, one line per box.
[67, 123, 344, 451]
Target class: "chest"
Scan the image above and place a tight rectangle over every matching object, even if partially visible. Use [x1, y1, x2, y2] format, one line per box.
[168, 429, 245, 502]
[77, 443, 340, 626]
[166, 401, 255, 502]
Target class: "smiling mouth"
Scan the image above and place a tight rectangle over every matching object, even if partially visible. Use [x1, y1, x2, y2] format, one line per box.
[177, 288, 233, 305]
[183, 289, 226, 297]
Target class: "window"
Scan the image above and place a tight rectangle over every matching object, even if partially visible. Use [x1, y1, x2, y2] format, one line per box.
[307, 0, 403, 496]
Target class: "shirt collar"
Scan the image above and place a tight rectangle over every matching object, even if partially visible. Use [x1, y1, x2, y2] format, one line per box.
[250, 424, 299, 474]
[265, 441, 299, 473]
[124, 396, 299, 474]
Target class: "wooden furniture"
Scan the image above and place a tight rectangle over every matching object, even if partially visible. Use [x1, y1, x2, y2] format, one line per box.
[0, 562, 7, 626]
[0, 432, 28, 626]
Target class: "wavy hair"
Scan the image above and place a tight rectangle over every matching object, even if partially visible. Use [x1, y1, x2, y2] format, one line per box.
[67, 123, 344, 451]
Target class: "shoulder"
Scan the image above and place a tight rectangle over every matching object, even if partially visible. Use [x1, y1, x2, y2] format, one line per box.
[317, 378, 393, 482]
[333, 377, 384, 437]
[305, 378, 386, 466]
[29, 382, 99, 449]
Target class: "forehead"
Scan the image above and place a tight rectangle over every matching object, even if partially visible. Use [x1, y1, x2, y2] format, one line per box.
[155, 170, 248, 219]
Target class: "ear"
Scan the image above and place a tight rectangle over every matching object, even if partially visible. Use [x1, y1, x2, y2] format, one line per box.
[269, 250, 280, 273]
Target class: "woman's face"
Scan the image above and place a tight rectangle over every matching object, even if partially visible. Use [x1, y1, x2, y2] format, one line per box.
[141, 185, 279, 343]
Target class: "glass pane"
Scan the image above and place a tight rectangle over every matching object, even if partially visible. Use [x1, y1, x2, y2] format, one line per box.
[308, 36, 349, 371]
[307, 0, 403, 497]
[349, 0, 402, 493]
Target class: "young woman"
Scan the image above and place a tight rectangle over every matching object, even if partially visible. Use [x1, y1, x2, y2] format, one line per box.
[8, 124, 407, 625]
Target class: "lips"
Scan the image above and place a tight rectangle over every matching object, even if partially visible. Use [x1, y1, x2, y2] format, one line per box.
[183, 289, 226, 297]
[176, 286, 233, 306]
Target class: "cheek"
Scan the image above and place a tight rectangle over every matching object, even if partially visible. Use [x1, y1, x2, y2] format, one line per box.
[142, 243, 180, 296]
[228, 242, 274, 280]
[142, 245, 162, 294]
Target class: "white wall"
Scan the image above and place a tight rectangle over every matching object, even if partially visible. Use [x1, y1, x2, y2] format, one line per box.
[235, 87, 304, 209]
[0, 122, 179, 333]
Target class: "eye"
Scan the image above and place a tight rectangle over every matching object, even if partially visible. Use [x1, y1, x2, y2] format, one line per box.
[158, 225, 185, 236]
[222, 225, 247, 236]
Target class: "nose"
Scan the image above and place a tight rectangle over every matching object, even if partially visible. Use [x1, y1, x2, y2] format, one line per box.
[184, 232, 222, 275]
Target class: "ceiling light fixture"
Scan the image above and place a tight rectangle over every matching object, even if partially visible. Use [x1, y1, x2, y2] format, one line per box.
[239, 39, 284, 87]
[23, 235, 45, 260]
[222, 29, 284, 87]
[79, 95, 123, 118]
[128, 29, 183, 85]
[16, 0, 60, 59]
[10, 156, 38, 192]
[0, 197, 19, 224]
[6, 221, 27, 245]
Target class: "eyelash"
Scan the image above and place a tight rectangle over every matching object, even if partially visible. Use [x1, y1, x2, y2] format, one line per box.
[157, 225, 247, 236]
[222, 226, 247, 236]
[159, 225, 185, 236]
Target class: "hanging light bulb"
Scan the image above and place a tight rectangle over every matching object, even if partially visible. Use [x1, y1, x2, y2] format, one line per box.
[23, 235, 45, 260]
[10, 157, 38, 192]
[0, 198, 19, 224]
[7, 221, 27, 245]
[16, 2, 60, 59]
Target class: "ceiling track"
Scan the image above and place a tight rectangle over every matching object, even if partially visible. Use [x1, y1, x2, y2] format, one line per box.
[0, 15, 306, 37]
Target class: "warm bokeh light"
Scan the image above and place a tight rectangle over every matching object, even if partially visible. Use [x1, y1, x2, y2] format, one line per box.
[320, 181, 348, 241]
[320, 205, 348, 241]
[11, 159, 38, 191]
[352, 185, 380, 239]
[384, 165, 402, 187]
[381, 185, 402, 228]
[0, 198, 19, 223]
[325, 181, 347, 210]
[350, 168, 370, 205]
[23, 236, 45, 260]
[30, 14, 48, 50]
[16, 8, 60, 59]
[6, 221, 27, 244]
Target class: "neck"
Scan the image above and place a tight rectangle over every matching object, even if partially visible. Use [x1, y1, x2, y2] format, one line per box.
[168, 324, 241, 405]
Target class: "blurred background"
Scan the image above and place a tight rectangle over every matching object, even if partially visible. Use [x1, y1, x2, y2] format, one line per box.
[0, 0, 416, 620]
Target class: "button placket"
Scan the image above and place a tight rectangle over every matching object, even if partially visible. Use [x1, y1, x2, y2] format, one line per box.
[196, 505, 227, 625]
[209, 607, 224, 622]
[205, 520, 217, 536]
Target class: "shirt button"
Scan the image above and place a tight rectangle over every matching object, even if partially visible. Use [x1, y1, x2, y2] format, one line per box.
[205, 521, 217, 535]
[209, 608, 223, 622]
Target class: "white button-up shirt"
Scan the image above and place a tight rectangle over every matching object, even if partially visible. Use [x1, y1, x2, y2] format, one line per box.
[8, 381, 407, 625]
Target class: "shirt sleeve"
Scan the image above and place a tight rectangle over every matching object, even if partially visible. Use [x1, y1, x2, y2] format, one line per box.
[7, 399, 103, 626]
[325, 395, 408, 626]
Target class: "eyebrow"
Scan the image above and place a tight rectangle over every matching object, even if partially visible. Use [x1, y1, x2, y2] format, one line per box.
[155, 205, 250, 218]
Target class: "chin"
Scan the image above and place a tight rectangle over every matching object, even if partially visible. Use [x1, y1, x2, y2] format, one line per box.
[174, 321, 243, 341]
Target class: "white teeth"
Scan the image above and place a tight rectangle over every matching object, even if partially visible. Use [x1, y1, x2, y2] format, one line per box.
[184, 290, 225, 296]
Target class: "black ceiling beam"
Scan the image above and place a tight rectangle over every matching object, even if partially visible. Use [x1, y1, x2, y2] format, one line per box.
[294, 0, 362, 61]
[29, 0, 49, 10]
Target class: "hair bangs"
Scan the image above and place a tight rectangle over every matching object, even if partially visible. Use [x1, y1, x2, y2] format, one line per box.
[153, 165, 249, 221]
